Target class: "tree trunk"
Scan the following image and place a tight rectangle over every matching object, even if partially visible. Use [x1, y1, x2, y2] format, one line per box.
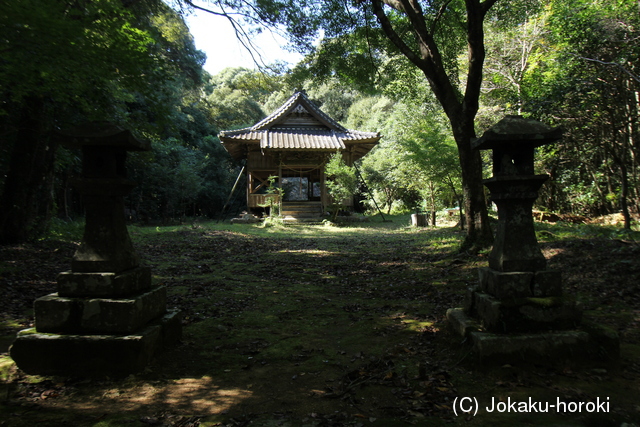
[452, 120, 494, 251]
[428, 182, 437, 226]
[445, 175, 465, 229]
[620, 162, 631, 230]
[0, 97, 56, 243]
[370, 0, 496, 250]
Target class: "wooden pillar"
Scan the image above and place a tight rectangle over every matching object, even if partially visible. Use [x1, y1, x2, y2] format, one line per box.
[246, 170, 251, 208]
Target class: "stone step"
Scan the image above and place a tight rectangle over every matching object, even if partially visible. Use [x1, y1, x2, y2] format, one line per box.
[282, 205, 322, 208]
[283, 217, 324, 222]
[281, 202, 323, 219]
[282, 207, 322, 212]
[282, 215, 323, 221]
[282, 216, 325, 225]
[281, 209, 322, 215]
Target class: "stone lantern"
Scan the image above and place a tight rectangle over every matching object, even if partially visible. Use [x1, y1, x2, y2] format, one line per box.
[446, 116, 618, 364]
[10, 123, 181, 376]
[476, 116, 561, 274]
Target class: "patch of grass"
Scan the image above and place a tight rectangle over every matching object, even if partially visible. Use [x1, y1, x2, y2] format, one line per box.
[0, 355, 15, 382]
[0, 319, 22, 330]
[536, 220, 640, 242]
[43, 218, 84, 242]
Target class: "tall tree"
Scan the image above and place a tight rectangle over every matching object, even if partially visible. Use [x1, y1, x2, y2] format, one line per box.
[481, 6, 547, 116]
[324, 0, 503, 249]
[0, 0, 205, 242]
[180, 0, 510, 249]
[349, 94, 461, 218]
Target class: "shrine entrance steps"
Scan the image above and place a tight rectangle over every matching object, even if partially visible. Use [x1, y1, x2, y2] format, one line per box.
[281, 201, 324, 223]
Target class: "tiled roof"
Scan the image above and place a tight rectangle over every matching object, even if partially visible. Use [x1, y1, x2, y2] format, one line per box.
[218, 129, 266, 141]
[219, 91, 380, 159]
[265, 129, 345, 150]
[220, 127, 377, 149]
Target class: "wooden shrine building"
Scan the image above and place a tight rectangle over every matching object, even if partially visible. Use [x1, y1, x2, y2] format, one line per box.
[219, 91, 380, 220]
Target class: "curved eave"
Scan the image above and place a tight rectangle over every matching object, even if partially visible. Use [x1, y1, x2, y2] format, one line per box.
[220, 133, 380, 162]
[219, 131, 261, 161]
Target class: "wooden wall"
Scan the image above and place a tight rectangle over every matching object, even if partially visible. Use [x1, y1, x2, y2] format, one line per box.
[247, 150, 277, 170]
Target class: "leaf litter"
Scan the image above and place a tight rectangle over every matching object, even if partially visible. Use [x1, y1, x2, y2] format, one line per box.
[0, 221, 639, 425]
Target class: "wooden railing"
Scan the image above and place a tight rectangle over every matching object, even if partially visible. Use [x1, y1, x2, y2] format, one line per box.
[248, 193, 280, 208]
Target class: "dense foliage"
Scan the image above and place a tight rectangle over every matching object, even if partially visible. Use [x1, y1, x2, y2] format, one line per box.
[0, 0, 213, 242]
[1, 0, 638, 243]
[527, 0, 639, 229]
[325, 152, 358, 220]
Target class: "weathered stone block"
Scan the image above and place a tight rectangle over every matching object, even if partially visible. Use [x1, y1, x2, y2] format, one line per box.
[69, 184, 141, 274]
[472, 292, 582, 333]
[33, 294, 75, 333]
[463, 286, 478, 313]
[518, 298, 582, 328]
[35, 286, 167, 334]
[80, 286, 167, 334]
[469, 330, 591, 365]
[473, 292, 503, 330]
[57, 266, 152, 298]
[486, 269, 534, 299]
[9, 325, 162, 376]
[532, 270, 562, 297]
[446, 308, 481, 337]
[478, 267, 491, 293]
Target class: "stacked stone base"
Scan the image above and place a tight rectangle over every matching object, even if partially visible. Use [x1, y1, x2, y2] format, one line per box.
[447, 267, 619, 365]
[10, 310, 181, 376]
[447, 308, 618, 365]
[10, 267, 181, 376]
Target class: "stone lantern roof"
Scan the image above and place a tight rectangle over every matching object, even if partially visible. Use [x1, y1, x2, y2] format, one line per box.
[472, 115, 562, 150]
[473, 116, 562, 178]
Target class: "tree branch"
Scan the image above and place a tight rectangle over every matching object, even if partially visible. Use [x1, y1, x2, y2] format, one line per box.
[403, 0, 433, 44]
[480, 0, 499, 15]
[380, 0, 405, 12]
[182, 0, 271, 70]
[371, 0, 426, 68]
[573, 54, 640, 84]
[463, 0, 491, 118]
[372, 0, 463, 119]
[359, 2, 383, 84]
[430, 0, 455, 34]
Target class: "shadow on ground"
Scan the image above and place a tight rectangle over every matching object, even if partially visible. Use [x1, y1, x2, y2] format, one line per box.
[1, 221, 639, 426]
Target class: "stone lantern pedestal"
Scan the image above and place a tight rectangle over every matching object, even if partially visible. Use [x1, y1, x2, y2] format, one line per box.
[447, 116, 618, 365]
[10, 123, 181, 376]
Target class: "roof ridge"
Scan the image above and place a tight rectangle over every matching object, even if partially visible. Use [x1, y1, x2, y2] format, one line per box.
[251, 92, 300, 130]
[219, 126, 261, 137]
[251, 91, 347, 132]
[298, 92, 347, 132]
